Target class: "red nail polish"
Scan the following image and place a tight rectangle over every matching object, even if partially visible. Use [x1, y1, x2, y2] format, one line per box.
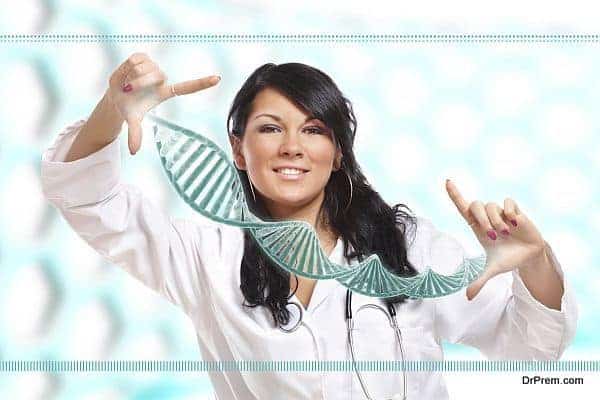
[501, 229, 510, 236]
[511, 219, 517, 227]
[487, 230, 497, 240]
[123, 83, 132, 92]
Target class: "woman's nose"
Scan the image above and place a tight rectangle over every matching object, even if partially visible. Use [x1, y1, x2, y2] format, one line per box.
[279, 133, 304, 157]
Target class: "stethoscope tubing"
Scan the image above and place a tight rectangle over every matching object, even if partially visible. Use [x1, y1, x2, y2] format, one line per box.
[345, 289, 408, 400]
[279, 290, 408, 399]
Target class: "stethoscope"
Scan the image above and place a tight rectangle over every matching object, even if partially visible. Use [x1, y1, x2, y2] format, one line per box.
[279, 289, 408, 400]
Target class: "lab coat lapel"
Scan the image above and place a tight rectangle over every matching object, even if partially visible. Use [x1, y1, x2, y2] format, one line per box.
[305, 237, 346, 313]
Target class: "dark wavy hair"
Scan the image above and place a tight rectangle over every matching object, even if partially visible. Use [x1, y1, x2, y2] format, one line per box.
[226, 62, 418, 328]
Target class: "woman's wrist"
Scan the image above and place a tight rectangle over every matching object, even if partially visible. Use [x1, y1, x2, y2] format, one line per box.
[65, 91, 124, 162]
[96, 91, 125, 140]
[83, 92, 124, 145]
[519, 241, 551, 274]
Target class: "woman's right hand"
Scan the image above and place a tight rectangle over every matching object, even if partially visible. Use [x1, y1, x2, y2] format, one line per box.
[105, 52, 221, 155]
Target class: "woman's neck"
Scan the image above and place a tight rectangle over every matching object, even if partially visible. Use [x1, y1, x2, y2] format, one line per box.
[262, 193, 338, 252]
[263, 192, 323, 225]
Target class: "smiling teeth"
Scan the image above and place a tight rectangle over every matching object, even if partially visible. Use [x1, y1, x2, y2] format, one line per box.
[276, 168, 305, 175]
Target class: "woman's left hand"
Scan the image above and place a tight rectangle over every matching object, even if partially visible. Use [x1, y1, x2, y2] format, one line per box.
[445, 179, 547, 300]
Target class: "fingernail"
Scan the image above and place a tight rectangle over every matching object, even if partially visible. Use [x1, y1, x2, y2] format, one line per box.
[487, 230, 497, 240]
[212, 75, 221, 83]
[510, 219, 518, 227]
[501, 229, 510, 236]
[123, 83, 132, 92]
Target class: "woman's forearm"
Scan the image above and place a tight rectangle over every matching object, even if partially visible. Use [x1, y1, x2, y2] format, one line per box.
[518, 242, 564, 311]
[65, 93, 124, 162]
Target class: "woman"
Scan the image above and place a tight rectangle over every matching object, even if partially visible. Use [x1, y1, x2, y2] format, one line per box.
[41, 52, 577, 399]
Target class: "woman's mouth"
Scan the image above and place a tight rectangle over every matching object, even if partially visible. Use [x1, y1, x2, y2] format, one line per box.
[273, 167, 309, 181]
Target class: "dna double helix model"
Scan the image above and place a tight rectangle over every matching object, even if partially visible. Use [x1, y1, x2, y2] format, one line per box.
[147, 113, 486, 298]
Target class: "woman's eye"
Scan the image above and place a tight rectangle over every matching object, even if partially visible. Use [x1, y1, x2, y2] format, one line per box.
[304, 127, 323, 135]
[259, 125, 280, 133]
[258, 125, 324, 134]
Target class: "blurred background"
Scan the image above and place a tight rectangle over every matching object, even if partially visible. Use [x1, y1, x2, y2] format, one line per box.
[1, 0, 599, 398]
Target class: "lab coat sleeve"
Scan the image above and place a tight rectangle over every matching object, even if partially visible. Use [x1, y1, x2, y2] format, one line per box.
[413, 216, 578, 360]
[40, 118, 226, 317]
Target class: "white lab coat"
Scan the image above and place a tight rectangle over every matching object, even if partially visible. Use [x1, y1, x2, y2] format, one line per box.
[41, 119, 578, 400]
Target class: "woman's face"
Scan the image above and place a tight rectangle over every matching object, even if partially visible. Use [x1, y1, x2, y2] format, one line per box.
[229, 87, 342, 219]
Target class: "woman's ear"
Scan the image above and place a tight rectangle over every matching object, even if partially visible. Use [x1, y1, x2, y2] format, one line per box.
[333, 150, 343, 171]
[228, 134, 247, 170]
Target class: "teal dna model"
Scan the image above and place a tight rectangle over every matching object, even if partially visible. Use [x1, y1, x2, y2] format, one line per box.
[148, 113, 487, 299]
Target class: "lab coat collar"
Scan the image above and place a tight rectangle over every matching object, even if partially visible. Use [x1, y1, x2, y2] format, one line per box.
[290, 236, 347, 315]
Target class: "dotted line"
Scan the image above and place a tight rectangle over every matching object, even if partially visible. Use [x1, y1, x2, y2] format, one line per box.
[1, 34, 600, 43]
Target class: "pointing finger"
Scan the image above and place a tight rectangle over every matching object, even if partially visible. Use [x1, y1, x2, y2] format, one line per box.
[446, 179, 474, 224]
[164, 75, 221, 99]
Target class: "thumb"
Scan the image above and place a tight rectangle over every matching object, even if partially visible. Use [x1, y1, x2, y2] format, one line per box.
[466, 265, 497, 301]
[127, 116, 143, 155]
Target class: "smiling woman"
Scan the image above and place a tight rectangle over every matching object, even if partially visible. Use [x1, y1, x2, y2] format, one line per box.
[231, 88, 341, 223]
[41, 53, 577, 400]
[228, 71, 343, 223]
[231, 88, 346, 309]
[225, 62, 419, 326]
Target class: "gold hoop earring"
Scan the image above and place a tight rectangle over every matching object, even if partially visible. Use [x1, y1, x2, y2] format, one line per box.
[343, 170, 353, 213]
[247, 174, 256, 202]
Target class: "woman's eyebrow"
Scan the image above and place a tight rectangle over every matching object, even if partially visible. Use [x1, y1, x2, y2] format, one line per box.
[253, 113, 317, 123]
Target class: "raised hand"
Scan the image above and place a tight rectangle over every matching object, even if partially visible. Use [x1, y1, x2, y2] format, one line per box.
[445, 179, 546, 300]
[105, 52, 221, 155]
